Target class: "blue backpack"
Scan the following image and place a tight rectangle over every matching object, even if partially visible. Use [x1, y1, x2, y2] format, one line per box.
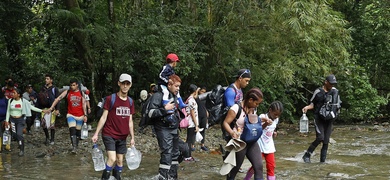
[96, 93, 133, 118]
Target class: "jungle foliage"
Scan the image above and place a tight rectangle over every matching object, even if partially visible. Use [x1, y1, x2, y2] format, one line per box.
[0, 0, 388, 123]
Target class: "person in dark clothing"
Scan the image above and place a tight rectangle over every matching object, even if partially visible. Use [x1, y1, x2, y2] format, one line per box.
[302, 74, 341, 163]
[196, 86, 209, 151]
[148, 74, 183, 180]
[0, 92, 8, 151]
[37, 74, 60, 145]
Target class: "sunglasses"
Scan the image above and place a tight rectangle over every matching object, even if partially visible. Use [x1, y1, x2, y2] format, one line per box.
[239, 69, 251, 78]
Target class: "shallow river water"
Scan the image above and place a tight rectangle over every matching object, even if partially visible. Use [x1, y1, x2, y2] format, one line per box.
[0, 125, 389, 180]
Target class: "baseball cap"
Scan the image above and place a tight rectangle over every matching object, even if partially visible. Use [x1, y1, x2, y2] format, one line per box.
[166, 53, 180, 63]
[150, 83, 156, 88]
[233, 69, 251, 79]
[119, 73, 132, 83]
[326, 74, 337, 84]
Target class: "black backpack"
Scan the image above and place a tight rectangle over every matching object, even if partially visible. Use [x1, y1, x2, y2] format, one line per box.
[139, 92, 162, 128]
[37, 87, 55, 108]
[205, 84, 238, 126]
[319, 88, 341, 121]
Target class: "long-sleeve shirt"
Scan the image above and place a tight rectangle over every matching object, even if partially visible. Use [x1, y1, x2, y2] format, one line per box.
[157, 64, 175, 86]
[6, 98, 43, 122]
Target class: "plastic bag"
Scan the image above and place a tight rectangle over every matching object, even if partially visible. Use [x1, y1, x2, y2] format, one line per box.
[196, 128, 204, 142]
[126, 146, 142, 170]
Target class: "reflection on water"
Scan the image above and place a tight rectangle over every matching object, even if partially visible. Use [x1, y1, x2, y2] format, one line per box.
[0, 125, 389, 179]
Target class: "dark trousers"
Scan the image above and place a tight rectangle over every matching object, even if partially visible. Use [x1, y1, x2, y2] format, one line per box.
[307, 115, 334, 153]
[155, 127, 180, 170]
[10, 117, 25, 142]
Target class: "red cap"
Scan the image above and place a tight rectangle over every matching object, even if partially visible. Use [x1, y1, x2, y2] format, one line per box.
[166, 53, 180, 63]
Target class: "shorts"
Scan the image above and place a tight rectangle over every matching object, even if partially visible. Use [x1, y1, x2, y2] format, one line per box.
[102, 135, 127, 154]
[66, 115, 83, 130]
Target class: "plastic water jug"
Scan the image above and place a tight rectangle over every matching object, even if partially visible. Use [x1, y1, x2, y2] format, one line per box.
[300, 113, 309, 133]
[92, 144, 105, 171]
[34, 118, 40, 131]
[81, 123, 88, 140]
[3, 127, 11, 151]
[126, 146, 141, 170]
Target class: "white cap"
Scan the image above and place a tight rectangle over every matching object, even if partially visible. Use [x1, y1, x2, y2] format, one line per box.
[119, 73, 132, 83]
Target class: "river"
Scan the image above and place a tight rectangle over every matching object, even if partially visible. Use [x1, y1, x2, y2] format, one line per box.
[0, 125, 389, 179]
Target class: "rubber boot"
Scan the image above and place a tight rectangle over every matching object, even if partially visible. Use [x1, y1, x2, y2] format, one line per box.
[157, 168, 169, 180]
[302, 151, 311, 163]
[18, 140, 24, 157]
[267, 175, 276, 180]
[44, 128, 50, 145]
[50, 129, 55, 145]
[169, 164, 178, 180]
[70, 135, 77, 154]
[0, 137, 2, 152]
[112, 169, 122, 180]
[320, 144, 328, 163]
[101, 170, 111, 180]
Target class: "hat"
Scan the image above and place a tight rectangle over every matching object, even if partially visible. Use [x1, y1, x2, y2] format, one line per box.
[233, 69, 251, 79]
[119, 73, 132, 83]
[326, 74, 337, 84]
[150, 83, 156, 88]
[166, 53, 180, 63]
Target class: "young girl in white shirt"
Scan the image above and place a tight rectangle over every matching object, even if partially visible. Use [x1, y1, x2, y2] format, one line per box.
[244, 101, 284, 180]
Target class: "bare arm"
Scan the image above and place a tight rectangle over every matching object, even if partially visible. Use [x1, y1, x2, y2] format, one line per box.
[91, 109, 108, 143]
[128, 115, 135, 146]
[49, 90, 68, 111]
[222, 109, 239, 139]
[302, 103, 314, 113]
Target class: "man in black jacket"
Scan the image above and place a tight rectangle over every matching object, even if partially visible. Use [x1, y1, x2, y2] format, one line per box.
[148, 74, 183, 180]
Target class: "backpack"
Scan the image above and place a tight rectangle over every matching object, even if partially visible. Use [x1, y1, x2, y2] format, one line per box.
[138, 92, 162, 128]
[179, 99, 190, 128]
[96, 93, 133, 119]
[319, 87, 341, 121]
[205, 84, 238, 126]
[240, 114, 262, 143]
[222, 104, 242, 142]
[37, 87, 55, 108]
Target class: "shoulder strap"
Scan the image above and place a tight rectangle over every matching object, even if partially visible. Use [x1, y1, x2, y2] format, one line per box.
[235, 104, 242, 120]
[109, 93, 116, 111]
[128, 96, 133, 109]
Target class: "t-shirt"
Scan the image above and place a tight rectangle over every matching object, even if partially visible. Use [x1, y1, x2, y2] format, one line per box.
[187, 95, 198, 128]
[102, 94, 135, 140]
[257, 113, 279, 154]
[66, 90, 84, 117]
[230, 104, 246, 132]
[224, 84, 243, 107]
[3, 89, 15, 99]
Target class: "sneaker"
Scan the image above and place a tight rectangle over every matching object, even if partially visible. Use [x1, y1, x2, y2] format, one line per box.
[50, 140, 55, 145]
[184, 157, 195, 162]
[44, 138, 50, 145]
[184, 157, 200, 162]
[201, 146, 209, 151]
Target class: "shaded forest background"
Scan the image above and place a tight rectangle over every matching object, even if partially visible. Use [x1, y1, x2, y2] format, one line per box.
[1, 0, 389, 124]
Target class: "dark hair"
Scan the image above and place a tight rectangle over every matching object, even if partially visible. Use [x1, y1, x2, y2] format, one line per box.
[168, 74, 181, 85]
[69, 78, 78, 84]
[14, 88, 22, 96]
[45, 74, 53, 80]
[244, 87, 263, 102]
[188, 84, 198, 93]
[269, 101, 284, 113]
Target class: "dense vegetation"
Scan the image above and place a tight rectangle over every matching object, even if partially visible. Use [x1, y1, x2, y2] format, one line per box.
[1, 0, 389, 123]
